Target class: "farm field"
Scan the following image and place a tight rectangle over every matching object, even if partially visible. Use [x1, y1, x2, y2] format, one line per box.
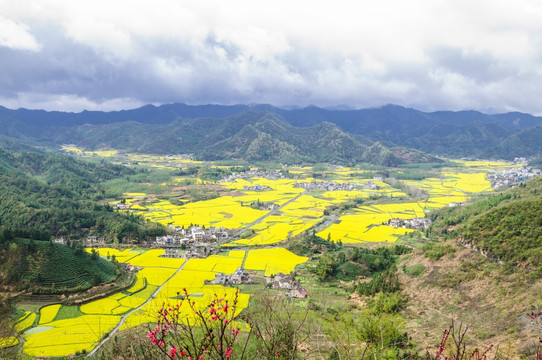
[244, 248, 309, 276]
[13, 152, 527, 357]
[20, 246, 309, 357]
[107, 158, 519, 245]
[20, 249, 179, 357]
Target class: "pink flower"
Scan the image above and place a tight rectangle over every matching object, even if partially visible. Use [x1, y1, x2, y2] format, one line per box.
[225, 347, 233, 359]
[170, 346, 178, 358]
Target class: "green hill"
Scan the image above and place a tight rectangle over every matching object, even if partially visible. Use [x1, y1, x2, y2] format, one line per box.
[0, 238, 117, 294]
[0, 146, 164, 241]
[59, 112, 439, 166]
[430, 176, 542, 269]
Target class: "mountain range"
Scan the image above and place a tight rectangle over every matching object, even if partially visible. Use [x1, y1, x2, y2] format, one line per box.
[1, 103, 541, 163]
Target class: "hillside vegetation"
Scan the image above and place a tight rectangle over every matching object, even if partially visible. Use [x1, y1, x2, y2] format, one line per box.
[0, 147, 164, 241]
[430, 176, 542, 270]
[1, 103, 541, 161]
[398, 178, 542, 357]
[55, 112, 437, 166]
[0, 238, 117, 294]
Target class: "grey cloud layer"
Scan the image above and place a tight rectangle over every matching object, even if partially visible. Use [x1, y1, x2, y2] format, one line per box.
[2, 20, 542, 113]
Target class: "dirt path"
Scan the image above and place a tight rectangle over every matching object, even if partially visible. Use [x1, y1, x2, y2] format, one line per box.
[87, 260, 188, 357]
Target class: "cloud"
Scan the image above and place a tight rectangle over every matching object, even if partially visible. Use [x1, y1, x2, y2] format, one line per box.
[0, 15, 40, 51]
[1, 0, 542, 113]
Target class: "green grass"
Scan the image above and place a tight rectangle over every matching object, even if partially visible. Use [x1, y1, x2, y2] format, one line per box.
[403, 264, 426, 277]
[422, 241, 455, 261]
[54, 305, 85, 321]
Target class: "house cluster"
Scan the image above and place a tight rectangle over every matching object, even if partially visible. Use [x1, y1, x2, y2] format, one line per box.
[53, 237, 66, 245]
[266, 273, 308, 299]
[116, 203, 131, 210]
[487, 166, 541, 188]
[294, 181, 362, 191]
[245, 200, 278, 211]
[184, 248, 214, 259]
[85, 236, 106, 246]
[362, 180, 381, 190]
[242, 184, 271, 192]
[219, 170, 293, 183]
[161, 247, 217, 259]
[156, 226, 230, 246]
[167, 154, 194, 160]
[205, 267, 252, 285]
[388, 217, 432, 229]
[448, 202, 464, 208]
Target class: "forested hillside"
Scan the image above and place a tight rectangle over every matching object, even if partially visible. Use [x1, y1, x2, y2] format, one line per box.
[430, 176, 542, 270]
[0, 147, 164, 241]
[52, 112, 437, 166]
[0, 238, 118, 294]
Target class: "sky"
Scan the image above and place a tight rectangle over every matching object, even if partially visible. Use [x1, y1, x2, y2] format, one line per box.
[1, 0, 542, 114]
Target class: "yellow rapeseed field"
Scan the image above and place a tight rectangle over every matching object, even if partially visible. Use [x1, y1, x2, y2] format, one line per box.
[0, 337, 18, 348]
[24, 315, 121, 357]
[127, 249, 185, 268]
[183, 255, 243, 274]
[38, 304, 61, 324]
[80, 295, 125, 315]
[245, 248, 308, 276]
[86, 247, 140, 263]
[15, 312, 36, 332]
[317, 202, 423, 243]
[125, 275, 146, 294]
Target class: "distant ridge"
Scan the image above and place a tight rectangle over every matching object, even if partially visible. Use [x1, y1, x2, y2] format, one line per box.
[0, 103, 541, 160]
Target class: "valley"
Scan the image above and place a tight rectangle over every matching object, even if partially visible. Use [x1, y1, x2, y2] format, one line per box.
[2, 145, 540, 359]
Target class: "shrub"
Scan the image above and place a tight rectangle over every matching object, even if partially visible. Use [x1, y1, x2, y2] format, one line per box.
[422, 242, 455, 261]
[404, 264, 426, 277]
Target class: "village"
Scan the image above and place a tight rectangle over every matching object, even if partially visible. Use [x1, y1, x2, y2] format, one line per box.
[205, 269, 308, 299]
[487, 166, 541, 188]
[294, 180, 380, 191]
[388, 217, 433, 229]
[219, 169, 296, 183]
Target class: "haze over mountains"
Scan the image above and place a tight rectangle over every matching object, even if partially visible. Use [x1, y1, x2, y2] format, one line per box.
[1, 103, 541, 164]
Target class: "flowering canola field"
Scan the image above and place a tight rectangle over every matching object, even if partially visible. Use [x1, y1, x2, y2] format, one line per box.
[19, 246, 314, 357]
[244, 248, 309, 276]
[19, 159, 516, 356]
[316, 203, 424, 243]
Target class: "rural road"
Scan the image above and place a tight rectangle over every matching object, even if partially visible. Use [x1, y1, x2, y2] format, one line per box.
[228, 190, 306, 240]
[87, 260, 188, 357]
